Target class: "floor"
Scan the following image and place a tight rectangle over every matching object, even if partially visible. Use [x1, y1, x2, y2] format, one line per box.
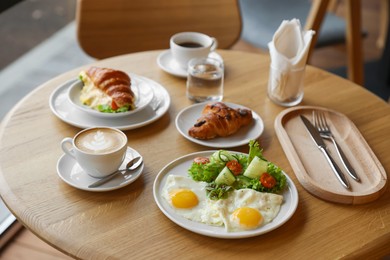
[0, 0, 388, 259]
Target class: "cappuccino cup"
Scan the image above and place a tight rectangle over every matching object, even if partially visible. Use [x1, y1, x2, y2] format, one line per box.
[170, 32, 217, 69]
[61, 127, 127, 178]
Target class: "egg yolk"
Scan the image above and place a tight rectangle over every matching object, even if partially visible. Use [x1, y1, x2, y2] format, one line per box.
[170, 189, 199, 209]
[232, 207, 263, 229]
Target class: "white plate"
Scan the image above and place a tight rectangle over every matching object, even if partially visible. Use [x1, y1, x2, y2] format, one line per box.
[68, 76, 154, 118]
[153, 151, 299, 239]
[175, 102, 264, 148]
[157, 50, 224, 78]
[57, 147, 144, 192]
[49, 75, 170, 130]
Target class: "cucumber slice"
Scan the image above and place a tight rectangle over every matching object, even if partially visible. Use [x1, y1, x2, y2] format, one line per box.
[218, 150, 236, 162]
[243, 156, 268, 179]
[215, 166, 236, 185]
[210, 150, 236, 166]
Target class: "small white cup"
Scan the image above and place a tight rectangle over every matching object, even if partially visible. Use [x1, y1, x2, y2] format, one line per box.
[61, 127, 127, 178]
[170, 32, 217, 69]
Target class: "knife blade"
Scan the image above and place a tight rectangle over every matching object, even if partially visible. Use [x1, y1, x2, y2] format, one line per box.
[300, 115, 350, 189]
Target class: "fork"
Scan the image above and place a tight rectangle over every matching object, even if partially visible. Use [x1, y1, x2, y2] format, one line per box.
[152, 97, 162, 111]
[313, 111, 360, 182]
[151, 88, 163, 111]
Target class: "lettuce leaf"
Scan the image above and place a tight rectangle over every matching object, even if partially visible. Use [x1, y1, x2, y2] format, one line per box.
[233, 163, 286, 193]
[188, 140, 287, 199]
[266, 162, 287, 193]
[248, 139, 264, 163]
[97, 104, 130, 113]
[188, 161, 223, 183]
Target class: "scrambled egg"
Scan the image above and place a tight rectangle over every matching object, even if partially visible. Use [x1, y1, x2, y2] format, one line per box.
[79, 71, 112, 109]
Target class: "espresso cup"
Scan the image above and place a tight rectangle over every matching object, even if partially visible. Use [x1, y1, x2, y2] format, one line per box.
[170, 32, 217, 69]
[61, 127, 127, 178]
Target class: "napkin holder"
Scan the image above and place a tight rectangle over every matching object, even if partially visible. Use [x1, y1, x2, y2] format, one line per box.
[267, 19, 315, 107]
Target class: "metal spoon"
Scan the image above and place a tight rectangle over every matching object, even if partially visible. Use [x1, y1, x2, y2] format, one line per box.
[88, 156, 142, 188]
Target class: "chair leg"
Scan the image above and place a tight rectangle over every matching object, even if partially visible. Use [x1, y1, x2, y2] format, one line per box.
[345, 0, 364, 85]
[377, 0, 389, 49]
[305, 0, 330, 62]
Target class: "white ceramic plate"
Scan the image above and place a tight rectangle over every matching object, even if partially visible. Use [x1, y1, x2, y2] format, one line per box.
[49, 75, 170, 130]
[68, 76, 154, 118]
[175, 102, 264, 148]
[157, 50, 223, 78]
[57, 147, 144, 192]
[153, 151, 299, 239]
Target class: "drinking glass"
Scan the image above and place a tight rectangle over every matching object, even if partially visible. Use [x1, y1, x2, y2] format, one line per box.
[186, 57, 224, 102]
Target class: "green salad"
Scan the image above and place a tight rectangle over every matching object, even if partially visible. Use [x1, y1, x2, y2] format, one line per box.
[97, 104, 131, 113]
[188, 140, 287, 200]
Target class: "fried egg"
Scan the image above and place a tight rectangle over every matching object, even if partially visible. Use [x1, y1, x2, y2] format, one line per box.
[215, 189, 283, 232]
[162, 175, 224, 226]
[162, 175, 283, 232]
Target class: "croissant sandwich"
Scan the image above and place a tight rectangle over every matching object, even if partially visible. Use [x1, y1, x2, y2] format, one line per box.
[188, 102, 253, 140]
[79, 66, 135, 113]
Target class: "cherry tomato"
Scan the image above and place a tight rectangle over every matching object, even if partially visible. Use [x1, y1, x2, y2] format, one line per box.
[194, 157, 210, 164]
[226, 160, 242, 175]
[260, 173, 276, 188]
[111, 101, 119, 110]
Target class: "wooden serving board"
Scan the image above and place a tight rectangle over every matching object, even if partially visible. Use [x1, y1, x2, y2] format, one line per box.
[274, 106, 387, 204]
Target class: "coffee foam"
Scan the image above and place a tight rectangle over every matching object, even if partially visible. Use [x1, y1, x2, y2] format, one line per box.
[76, 129, 125, 154]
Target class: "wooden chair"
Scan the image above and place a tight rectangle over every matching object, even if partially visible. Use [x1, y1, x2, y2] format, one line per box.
[76, 0, 363, 85]
[76, 0, 242, 59]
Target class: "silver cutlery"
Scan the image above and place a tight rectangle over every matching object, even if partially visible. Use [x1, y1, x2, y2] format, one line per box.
[313, 111, 360, 182]
[151, 88, 163, 111]
[152, 98, 162, 111]
[300, 115, 350, 189]
[88, 156, 143, 188]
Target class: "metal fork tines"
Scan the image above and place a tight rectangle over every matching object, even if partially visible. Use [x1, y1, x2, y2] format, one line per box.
[313, 111, 360, 182]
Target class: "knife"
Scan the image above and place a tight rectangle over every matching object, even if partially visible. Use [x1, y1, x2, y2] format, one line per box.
[300, 115, 350, 189]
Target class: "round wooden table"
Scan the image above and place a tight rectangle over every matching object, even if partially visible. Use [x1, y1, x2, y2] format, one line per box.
[0, 50, 389, 259]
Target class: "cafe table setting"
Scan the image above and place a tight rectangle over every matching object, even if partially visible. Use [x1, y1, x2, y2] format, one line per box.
[0, 26, 389, 259]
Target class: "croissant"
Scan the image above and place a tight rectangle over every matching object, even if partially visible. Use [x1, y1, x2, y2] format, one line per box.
[188, 102, 253, 140]
[79, 66, 135, 111]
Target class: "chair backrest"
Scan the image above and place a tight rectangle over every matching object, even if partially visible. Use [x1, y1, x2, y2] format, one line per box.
[76, 0, 242, 59]
[238, 0, 339, 57]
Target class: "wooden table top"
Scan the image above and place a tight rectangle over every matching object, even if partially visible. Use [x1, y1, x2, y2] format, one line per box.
[0, 50, 389, 259]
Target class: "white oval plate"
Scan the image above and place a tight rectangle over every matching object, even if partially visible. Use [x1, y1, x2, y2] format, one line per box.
[157, 50, 223, 78]
[153, 151, 298, 239]
[57, 147, 144, 192]
[49, 75, 170, 130]
[175, 102, 264, 148]
[68, 75, 154, 118]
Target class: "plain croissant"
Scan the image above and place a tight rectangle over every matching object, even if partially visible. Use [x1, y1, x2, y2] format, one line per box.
[80, 66, 135, 110]
[188, 102, 253, 140]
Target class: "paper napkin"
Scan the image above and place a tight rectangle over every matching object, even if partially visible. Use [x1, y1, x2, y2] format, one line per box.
[268, 19, 315, 103]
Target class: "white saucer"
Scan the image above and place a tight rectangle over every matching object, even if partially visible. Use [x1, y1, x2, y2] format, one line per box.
[57, 147, 144, 192]
[68, 77, 154, 118]
[49, 74, 170, 130]
[157, 50, 223, 78]
[175, 102, 264, 148]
